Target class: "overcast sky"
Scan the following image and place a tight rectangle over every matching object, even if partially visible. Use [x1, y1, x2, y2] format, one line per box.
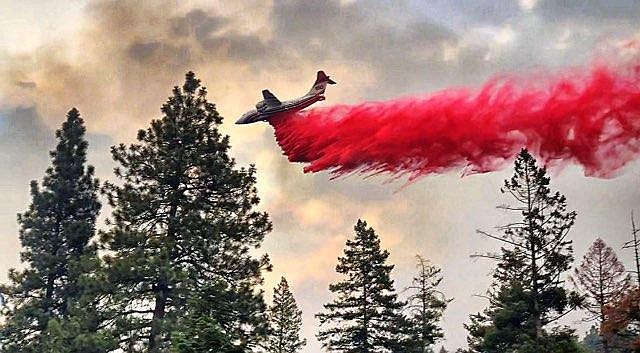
[2, 0, 640, 351]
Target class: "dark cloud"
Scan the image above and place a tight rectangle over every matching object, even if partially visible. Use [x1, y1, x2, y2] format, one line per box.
[127, 41, 162, 62]
[170, 9, 228, 39]
[422, 0, 523, 27]
[0, 106, 112, 214]
[0, 106, 113, 172]
[6, 0, 640, 162]
[167, 8, 278, 63]
[15, 81, 36, 89]
[163, 7, 284, 69]
[535, 0, 640, 21]
[457, 0, 522, 23]
[4, 0, 463, 139]
[272, 0, 344, 43]
[0, 107, 54, 162]
[126, 40, 194, 67]
[0, 0, 295, 138]
[272, 0, 463, 96]
[93, 1, 276, 65]
[198, 32, 272, 59]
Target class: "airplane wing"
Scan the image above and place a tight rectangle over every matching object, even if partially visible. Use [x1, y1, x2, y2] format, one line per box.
[262, 89, 282, 106]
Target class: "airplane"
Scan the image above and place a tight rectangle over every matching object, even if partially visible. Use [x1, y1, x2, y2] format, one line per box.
[235, 70, 336, 124]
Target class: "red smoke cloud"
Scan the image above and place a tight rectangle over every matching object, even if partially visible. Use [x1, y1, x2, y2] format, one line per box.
[269, 62, 640, 180]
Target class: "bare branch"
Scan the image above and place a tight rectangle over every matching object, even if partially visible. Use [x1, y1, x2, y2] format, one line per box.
[476, 229, 525, 248]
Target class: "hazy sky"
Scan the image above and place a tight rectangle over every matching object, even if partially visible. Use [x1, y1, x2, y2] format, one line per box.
[2, 0, 640, 351]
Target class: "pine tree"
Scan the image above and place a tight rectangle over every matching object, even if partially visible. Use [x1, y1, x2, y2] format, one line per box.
[101, 72, 272, 352]
[581, 326, 604, 352]
[402, 255, 451, 353]
[317, 219, 405, 353]
[263, 277, 306, 353]
[171, 282, 246, 353]
[466, 149, 582, 353]
[572, 238, 630, 352]
[0, 108, 110, 352]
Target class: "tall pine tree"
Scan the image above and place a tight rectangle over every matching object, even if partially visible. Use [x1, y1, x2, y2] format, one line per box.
[317, 219, 404, 353]
[0, 108, 108, 352]
[466, 149, 582, 353]
[402, 255, 451, 353]
[263, 277, 306, 353]
[101, 72, 272, 352]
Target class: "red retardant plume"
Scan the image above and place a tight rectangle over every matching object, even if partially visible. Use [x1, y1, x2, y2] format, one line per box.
[269, 62, 640, 180]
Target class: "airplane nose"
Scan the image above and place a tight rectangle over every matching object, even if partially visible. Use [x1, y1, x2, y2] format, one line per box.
[235, 114, 250, 124]
[236, 112, 257, 124]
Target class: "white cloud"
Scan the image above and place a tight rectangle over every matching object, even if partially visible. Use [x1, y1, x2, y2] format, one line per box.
[519, 0, 539, 12]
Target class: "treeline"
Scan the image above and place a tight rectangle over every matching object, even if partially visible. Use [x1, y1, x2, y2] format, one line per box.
[0, 72, 639, 353]
[460, 149, 637, 353]
[0, 72, 276, 353]
[0, 72, 448, 353]
[316, 150, 640, 353]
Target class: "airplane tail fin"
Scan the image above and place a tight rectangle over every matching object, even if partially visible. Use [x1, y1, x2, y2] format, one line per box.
[307, 70, 336, 96]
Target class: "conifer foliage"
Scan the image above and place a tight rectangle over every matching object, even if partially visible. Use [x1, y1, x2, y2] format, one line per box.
[466, 149, 582, 353]
[101, 72, 272, 352]
[0, 108, 105, 352]
[317, 219, 404, 353]
[264, 277, 306, 353]
[403, 255, 451, 353]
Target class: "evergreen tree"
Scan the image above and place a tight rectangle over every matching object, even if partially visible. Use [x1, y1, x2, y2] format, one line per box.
[317, 219, 404, 353]
[0, 108, 110, 352]
[402, 255, 451, 353]
[171, 281, 245, 353]
[101, 72, 272, 352]
[465, 149, 582, 353]
[263, 277, 306, 353]
[582, 326, 605, 352]
[572, 238, 630, 352]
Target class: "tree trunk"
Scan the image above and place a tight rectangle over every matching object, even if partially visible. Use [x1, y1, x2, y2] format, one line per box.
[149, 282, 168, 353]
[149, 188, 179, 352]
[598, 250, 610, 353]
[42, 271, 55, 327]
[525, 165, 542, 340]
[632, 212, 640, 288]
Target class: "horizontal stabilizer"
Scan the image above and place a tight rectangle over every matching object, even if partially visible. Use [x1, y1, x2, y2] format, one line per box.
[315, 71, 336, 85]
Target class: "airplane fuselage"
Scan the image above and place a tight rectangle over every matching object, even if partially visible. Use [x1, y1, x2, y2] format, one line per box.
[236, 94, 324, 124]
[236, 70, 335, 125]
